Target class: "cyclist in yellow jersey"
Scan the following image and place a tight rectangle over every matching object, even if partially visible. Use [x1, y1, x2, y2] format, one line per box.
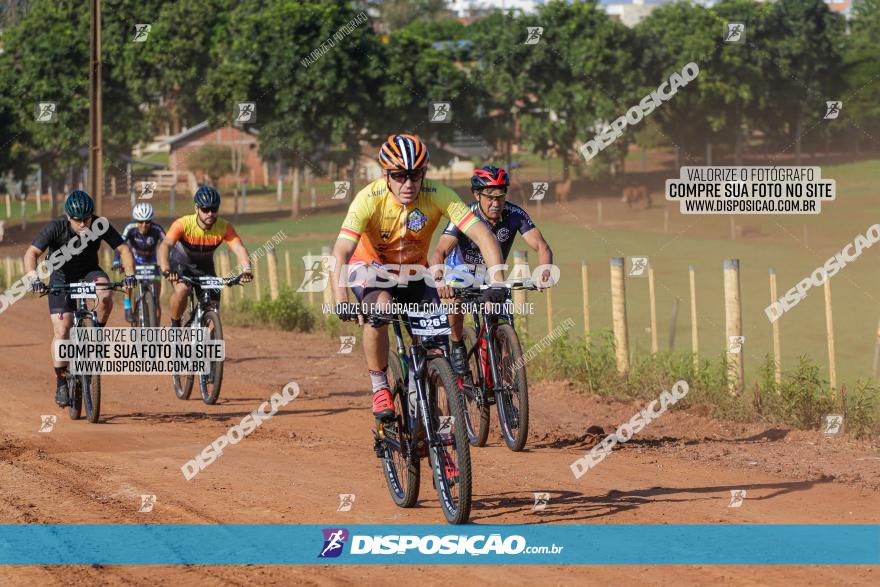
[331, 134, 508, 420]
[158, 186, 253, 327]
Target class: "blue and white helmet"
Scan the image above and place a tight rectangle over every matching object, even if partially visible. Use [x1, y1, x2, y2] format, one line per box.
[132, 202, 154, 222]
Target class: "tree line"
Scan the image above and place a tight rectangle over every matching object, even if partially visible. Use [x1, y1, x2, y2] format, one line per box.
[0, 0, 878, 190]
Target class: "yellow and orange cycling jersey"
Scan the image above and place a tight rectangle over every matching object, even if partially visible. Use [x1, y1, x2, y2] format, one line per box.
[165, 214, 242, 261]
[338, 178, 479, 267]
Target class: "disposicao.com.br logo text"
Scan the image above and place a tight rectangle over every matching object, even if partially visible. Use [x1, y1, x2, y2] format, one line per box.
[317, 529, 563, 558]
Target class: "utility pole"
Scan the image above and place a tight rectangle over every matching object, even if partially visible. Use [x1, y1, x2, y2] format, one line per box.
[88, 0, 103, 215]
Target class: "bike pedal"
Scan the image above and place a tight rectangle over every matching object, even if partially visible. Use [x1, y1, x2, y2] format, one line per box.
[372, 432, 385, 459]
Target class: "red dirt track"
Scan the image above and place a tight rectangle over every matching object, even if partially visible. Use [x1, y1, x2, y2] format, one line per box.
[1, 296, 878, 585]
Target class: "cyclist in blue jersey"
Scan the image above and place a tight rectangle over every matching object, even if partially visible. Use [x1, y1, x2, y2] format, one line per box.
[112, 203, 165, 324]
[430, 165, 554, 378]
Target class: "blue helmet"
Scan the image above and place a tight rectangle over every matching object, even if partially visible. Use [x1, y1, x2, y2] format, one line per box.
[194, 185, 221, 208]
[64, 190, 95, 219]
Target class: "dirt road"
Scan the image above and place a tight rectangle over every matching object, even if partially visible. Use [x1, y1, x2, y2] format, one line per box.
[1, 296, 878, 585]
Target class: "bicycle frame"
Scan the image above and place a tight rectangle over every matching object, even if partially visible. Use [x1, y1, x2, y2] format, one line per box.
[468, 303, 516, 393]
[181, 279, 220, 327]
[381, 318, 454, 463]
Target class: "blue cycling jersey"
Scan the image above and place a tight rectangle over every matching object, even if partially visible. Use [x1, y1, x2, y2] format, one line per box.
[114, 221, 166, 265]
[443, 201, 535, 269]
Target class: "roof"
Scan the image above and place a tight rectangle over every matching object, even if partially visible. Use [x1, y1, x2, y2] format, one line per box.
[162, 120, 260, 148]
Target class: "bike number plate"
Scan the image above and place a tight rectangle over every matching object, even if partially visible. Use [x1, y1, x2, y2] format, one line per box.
[198, 277, 225, 290]
[136, 264, 156, 281]
[408, 310, 451, 336]
[69, 282, 97, 299]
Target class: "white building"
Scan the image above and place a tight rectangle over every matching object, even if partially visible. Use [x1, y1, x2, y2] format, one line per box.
[448, 0, 547, 17]
[602, 0, 659, 27]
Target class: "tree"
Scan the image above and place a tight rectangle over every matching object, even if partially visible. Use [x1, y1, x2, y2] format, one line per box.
[0, 0, 158, 191]
[186, 144, 238, 185]
[637, 1, 725, 166]
[518, 0, 642, 188]
[841, 0, 880, 154]
[199, 0, 380, 217]
[362, 0, 453, 32]
[754, 0, 844, 164]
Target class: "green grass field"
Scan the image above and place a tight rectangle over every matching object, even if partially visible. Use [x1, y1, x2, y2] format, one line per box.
[226, 158, 880, 391]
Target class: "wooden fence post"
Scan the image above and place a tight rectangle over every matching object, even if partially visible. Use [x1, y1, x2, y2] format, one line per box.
[307, 250, 315, 306]
[873, 319, 880, 379]
[689, 265, 698, 368]
[723, 259, 744, 396]
[769, 268, 782, 388]
[648, 265, 658, 354]
[253, 256, 262, 300]
[267, 249, 280, 300]
[321, 245, 334, 309]
[581, 260, 589, 337]
[218, 253, 230, 308]
[4, 257, 13, 288]
[610, 257, 630, 374]
[824, 279, 837, 399]
[512, 250, 528, 339]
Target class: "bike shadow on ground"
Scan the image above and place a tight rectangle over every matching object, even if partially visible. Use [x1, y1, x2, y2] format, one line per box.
[100, 406, 355, 424]
[468, 478, 833, 523]
[533, 427, 791, 451]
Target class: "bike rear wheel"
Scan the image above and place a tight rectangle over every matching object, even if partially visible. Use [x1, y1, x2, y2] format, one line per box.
[427, 358, 472, 525]
[143, 290, 158, 327]
[80, 315, 101, 423]
[461, 325, 490, 447]
[199, 311, 224, 405]
[495, 324, 529, 451]
[380, 354, 420, 507]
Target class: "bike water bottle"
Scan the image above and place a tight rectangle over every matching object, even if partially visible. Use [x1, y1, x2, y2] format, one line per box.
[123, 296, 132, 323]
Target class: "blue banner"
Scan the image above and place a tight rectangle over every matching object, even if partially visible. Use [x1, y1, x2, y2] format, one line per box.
[0, 524, 877, 565]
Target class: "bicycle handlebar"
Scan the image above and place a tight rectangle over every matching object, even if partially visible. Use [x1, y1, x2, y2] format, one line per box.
[39, 281, 127, 297]
[173, 274, 244, 288]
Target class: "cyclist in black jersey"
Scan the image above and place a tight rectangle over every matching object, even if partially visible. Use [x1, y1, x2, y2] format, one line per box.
[24, 191, 136, 407]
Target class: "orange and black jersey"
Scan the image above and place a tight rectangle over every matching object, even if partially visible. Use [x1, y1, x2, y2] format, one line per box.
[165, 214, 242, 261]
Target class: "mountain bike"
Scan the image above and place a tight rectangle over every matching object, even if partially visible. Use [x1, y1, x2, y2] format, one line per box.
[132, 264, 160, 327]
[170, 274, 242, 405]
[455, 280, 541, 452]
[116, 263, 160, 327]
[360, 306, 472, 525]
[42, 281, 125, 423]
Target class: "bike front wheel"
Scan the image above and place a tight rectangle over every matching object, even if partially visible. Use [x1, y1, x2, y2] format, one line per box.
[495, 324, 529, 452]
[199, 311, 224, 405]
[427, 358, 472, 525]
[80, 315, 101, 423]
[380, 354, 420, 508]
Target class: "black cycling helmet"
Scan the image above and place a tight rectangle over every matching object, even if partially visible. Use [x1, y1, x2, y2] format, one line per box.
[194, 185, 221, 208]
[471, 165, 510, 191]
[64, 190, 95, 219]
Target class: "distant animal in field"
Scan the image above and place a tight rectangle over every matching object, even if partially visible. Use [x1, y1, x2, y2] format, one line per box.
[734, 224, 764, 239]
[621, 185, 652, 209]
[555, 177, 573, 202]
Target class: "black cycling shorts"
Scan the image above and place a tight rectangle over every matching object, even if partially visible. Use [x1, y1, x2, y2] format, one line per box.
[48, 269, 109, 316]
[170, 252, 220, 302]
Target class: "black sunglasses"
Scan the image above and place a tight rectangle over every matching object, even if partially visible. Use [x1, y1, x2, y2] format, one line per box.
[198, 206, 219, 214]
[388, 168, 425, 183]
[476, 190, 507, 200]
